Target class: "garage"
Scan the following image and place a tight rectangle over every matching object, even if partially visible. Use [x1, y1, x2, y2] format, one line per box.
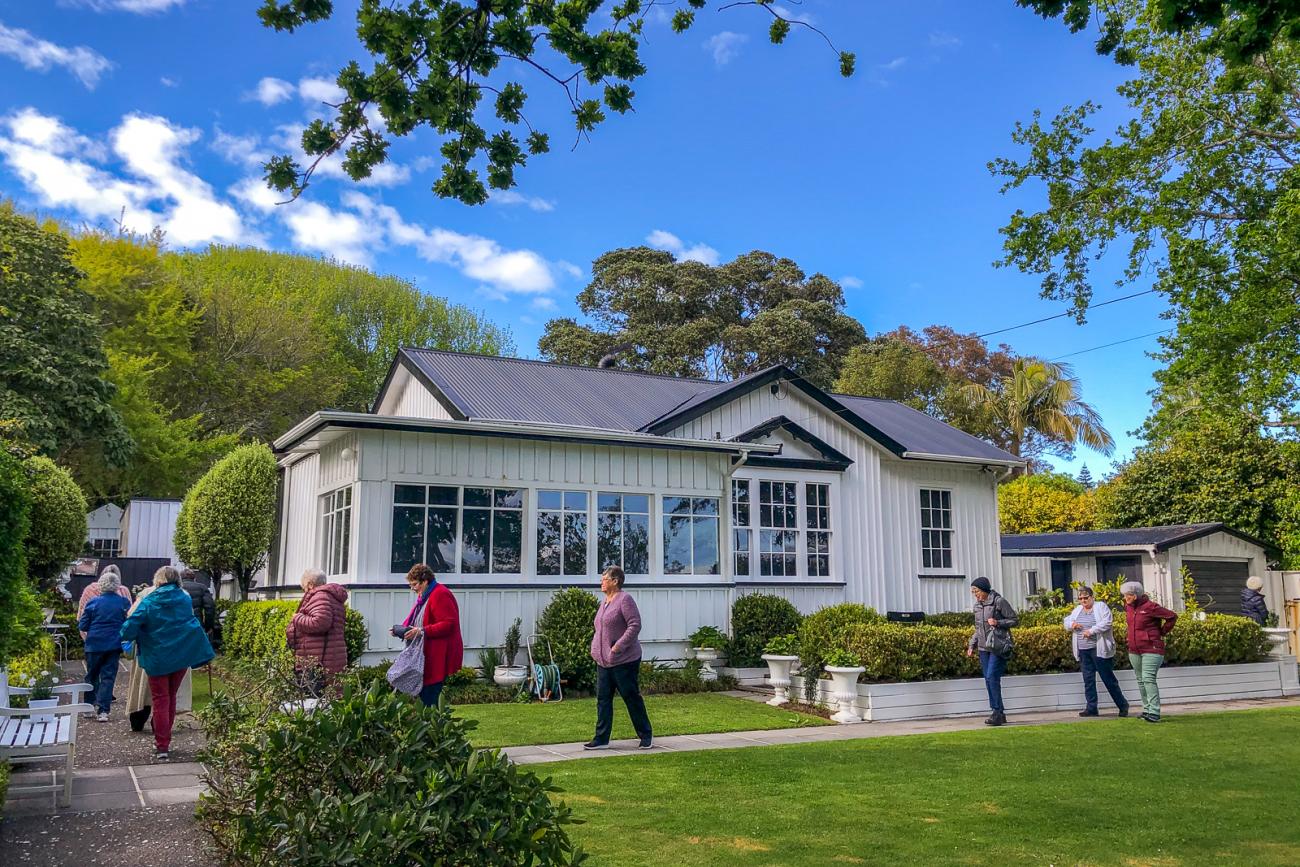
[1182, 559, 1251, 614]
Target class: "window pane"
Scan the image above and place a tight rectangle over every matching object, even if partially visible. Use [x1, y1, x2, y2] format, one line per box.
[624, 514, 650, 574]
[692, 497, 718, 517]
[537, 511, 561, 575]
[597, 513, 620, 572]
[492, 510, 522, 573]
[624, 494, 649, 514]
[922, 548, 933, 569]
[395, 484, 425, 505]
[663, 496, 692, 517]
[784, 505, 797, 527]
[942, 547, 952, 569]
[339, 511, 351, 574]
[920, 489, 930, 509]
[461, 508, 489, 573]
[464, 488, 491, 507]
[391, 506, 424, 573]
[564, 491, 588, 511]
[563, 513, 588, 576]
[940, 490, 951, 511]
[664, 516, 692, 574]
[428, 486, 458, 506]
[694, 516, 719, 575]
[538, 489, 563, 510]
[760, 481, 772, 502]
[598, 493, 621, 512]
[427, 507, 457, 573]
[494, 488, 523, 509]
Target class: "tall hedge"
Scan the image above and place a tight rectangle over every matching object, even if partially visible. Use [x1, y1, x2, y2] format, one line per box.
[729, 594, 803, 667]
[224, 600, 367, 666]
[538, 587, 599, 691]
[0, 449, 37, 667]
[22, 456, 87, 590]
[798, 603, 884, 667]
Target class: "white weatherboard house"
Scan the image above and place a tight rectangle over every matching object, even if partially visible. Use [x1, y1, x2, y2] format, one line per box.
[269, 349, 1023, 661]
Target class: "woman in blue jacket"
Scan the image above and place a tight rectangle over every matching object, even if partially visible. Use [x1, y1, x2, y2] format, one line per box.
[78, 571, 132, 722]
[120, 566, 214, 762]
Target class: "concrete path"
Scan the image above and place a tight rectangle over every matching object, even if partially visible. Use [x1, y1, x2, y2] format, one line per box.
[4, 763, 205, 817]
[500, 694, 1300, 765]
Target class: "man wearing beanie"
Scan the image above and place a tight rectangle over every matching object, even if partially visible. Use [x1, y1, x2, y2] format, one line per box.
[966, 576, 1018, 726]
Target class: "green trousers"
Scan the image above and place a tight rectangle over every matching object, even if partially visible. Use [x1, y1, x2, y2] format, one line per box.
[1128, 652, 1164, 718]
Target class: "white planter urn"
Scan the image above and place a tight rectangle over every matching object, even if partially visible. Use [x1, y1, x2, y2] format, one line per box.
[824, 666, 866, 724]
[494, 665, 528, 688]
[28, 697, 58, 724]
[1262, 628, 1292, 658]
[760, 654, 799, 706]
[693, 647, 722, 682]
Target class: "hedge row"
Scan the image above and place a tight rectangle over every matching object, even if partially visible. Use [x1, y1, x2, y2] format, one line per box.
[833, 614, 1270, 683]
[223, 600, 367, 666]
[797, 603, 884, 667]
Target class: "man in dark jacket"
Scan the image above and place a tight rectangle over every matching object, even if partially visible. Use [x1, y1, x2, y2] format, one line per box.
[182, 569, 217, 636]
[1240, 576, 1269, 625]
[965, 576, 1018, 726]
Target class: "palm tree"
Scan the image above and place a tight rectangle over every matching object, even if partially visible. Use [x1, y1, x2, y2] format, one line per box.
[961, 359, 1114, 471]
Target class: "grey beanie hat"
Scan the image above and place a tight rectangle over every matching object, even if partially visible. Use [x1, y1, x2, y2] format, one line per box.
[1120, 580, 1144, 596]
[1246, 575, 1264, 591]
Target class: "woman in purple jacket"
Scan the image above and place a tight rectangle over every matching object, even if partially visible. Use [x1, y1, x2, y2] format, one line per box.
[584, 565, 653, 750]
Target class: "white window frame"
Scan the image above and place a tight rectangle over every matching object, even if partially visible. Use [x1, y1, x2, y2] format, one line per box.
[730, 470, 840, 582]
[1022, 568, 1040, 596]
[321, 486, 353, 577]
[919, 487, 955, 573]
[662, 495, 722, 576]
[89, 537, 120, 559]
[389, 484, 525, 577]
[596, 492, 652, 577]
[536, 489, 591, 577]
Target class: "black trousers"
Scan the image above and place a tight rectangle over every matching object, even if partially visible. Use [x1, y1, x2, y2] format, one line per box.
[1079, 648, 1129, 713]
[593, 659, 652, 744]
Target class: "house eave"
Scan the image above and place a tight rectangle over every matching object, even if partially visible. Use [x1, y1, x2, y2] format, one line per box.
[901, 451, 1026, 469]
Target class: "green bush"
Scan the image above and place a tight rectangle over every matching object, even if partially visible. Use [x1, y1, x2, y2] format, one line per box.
[637, 658, 736, 695]
[1163, 614, 1271, 665]
[843, 624, 980, 682]
[1004, 626, 1076, 675]
[688, 625, 727, 650]
[762, 633, 800, 656]
[198, 683, 585, 865]
[537, 587, 599, 692]
[798, 603, 884, 667]
[925, 611, 975, 628]
[224, 600, 367, 666]
[6, 636, 58, 707]
[1015, 606, 1074, 628]
[446, 681, 521, 705]
[445, 666, 478, 688]
[0, 449, 35, 668]
[729, 594, 803, 666]
[22, 456, 87, 590]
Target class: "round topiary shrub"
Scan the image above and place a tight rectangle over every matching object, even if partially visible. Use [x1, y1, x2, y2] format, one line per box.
[22, 456, 87, 590]
[537, 587, 599, 691]
[729, 594, 803, 667]
[199, 684, 585, 865]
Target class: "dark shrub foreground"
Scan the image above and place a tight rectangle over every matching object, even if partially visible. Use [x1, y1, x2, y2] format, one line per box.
[728, 594, 803, 667]
[199, 679, 585, 866]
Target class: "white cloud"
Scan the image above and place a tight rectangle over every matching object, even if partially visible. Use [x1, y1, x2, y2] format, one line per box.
[0, 22, 113, 89]
[705, 32, 747, 67]
[531, 296, 557, 311]
[491, 189, 556, 213]
[63, 0, 189, 11]
[929, 31, 961, 48]
[646, 229, 720, 266]
[299, 77, 345, 105]
[281, 201, 382, 267]
[839, 275, 864, 290]
[0, 107, 250, 245]
[160, 76, 178, 87]
[211, 127, 269, 168]
[878, 57, 908, 72]
[771, 5, 814, 24]
[250, 76, 294, 106]
[229, 176, 281, 213]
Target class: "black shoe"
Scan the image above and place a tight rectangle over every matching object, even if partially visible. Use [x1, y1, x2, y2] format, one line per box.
[985, 711, 1006, 727]
[582, 741, 608, 750]
[1078, 709, 1099, 717]
[1118, 706, 1130, 718]
[638, 737, 654, 750]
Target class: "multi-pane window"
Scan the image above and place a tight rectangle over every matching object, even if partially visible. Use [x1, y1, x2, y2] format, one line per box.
[663, 496, 720, 575]
[759, 481, 798, 577]
[89, 538, 120, 559]
[920, 488, 953, 569]
[537, 490, 589, 576]
[391, 485, 523, 575]
[732, 480, 751, 577]
[596, 493, 651, 575]
[806, 483, 831, 577]
[1024, 569, 1040, 595]
[322, 486, 352, 576]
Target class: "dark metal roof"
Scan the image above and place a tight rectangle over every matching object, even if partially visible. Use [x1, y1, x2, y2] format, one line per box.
[389, 349, 1022, 464]
[1001, 523, 1274, 554]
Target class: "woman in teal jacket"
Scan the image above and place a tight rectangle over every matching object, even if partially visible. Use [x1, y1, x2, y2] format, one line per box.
[121, 566, 214, 761]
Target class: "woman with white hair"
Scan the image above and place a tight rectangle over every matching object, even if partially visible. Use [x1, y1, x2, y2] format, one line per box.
[1122, 580, 1178, 723]
[120, 566, 215, 762]
[1240, 576, 1269, 625]
[77, 563, 132, 623]
[77, 570, 132, 722]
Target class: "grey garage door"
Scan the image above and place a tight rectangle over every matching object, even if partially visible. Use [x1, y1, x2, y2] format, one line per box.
[1182, 559, 1250, 613]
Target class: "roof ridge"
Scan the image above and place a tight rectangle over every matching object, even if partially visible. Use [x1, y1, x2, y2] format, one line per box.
[400, 346, 723, 384]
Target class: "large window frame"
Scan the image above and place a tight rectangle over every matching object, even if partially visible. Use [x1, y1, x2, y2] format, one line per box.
[536, 489, 590, 577]
[390, 484, 524, 576]
[597, 493, 652, 577]
[731, 473, 838, 582]
[322, 486, 353, 577]
[662, 495, 721, 576]
[919, 487, 954, 571]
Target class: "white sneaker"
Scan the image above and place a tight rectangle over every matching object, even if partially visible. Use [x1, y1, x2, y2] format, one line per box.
[96, 712, 108, 723]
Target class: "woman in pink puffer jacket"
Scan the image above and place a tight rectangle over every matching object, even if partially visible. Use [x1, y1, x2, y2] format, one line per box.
[286, 569, 350, 686]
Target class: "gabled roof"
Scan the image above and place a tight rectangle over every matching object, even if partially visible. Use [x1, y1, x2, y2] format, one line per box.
[1001, 523, 1275, 555]
[379, 348, 1022, 466]
[732, 415, 854, 471]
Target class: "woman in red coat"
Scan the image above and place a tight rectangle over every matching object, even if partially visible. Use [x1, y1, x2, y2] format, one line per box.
[397, 564, 463, 708]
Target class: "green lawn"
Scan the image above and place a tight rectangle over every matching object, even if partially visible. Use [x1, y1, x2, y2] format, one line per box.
[455, 693, 829, 748]
[189, 667, 227, 713]
[541, 707, 1300, 866]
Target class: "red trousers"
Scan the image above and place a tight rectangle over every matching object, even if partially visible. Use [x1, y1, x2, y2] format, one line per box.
[147, 669, 187, 751]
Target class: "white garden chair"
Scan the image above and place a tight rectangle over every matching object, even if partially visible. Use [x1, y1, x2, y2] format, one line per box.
[0, 668, 93, 807]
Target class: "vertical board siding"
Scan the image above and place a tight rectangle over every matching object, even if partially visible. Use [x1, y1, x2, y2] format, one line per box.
[393, 378, 452, 418]
[999, 556, 1054, 609]
[317, 433, 359, 490]
[1168, 532, 1270, 612]
[734, 585, 846, 615]
[122, 500, 183, 566]
[281, 455, 319, 587]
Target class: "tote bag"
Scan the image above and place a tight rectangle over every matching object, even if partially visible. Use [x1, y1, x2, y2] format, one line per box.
[387, 634, 425, 695]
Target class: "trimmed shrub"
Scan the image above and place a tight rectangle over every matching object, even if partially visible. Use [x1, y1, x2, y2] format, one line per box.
[22, 456, 87, 590]
[445, 666, 478, 688]
[6, 636, 58, 707]
[223, 600, 367, 666]
[1004, 626, 1076, 675]
[537, 587, 599, 691]
[843, 624, 979, 682]
[1015, 606, 1074, 628]
[1163, 614, 1271, 666]
[638, 659, 736, 695]
[798, 603, 884, 667]
[0, 449, 35, 668]
[729, 594, 803, 667]
[198, 683, 584, 865]
[925, 611, 975, 628]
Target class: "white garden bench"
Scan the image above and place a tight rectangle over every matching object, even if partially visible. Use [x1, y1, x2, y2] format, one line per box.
[0, 669, 93, 807]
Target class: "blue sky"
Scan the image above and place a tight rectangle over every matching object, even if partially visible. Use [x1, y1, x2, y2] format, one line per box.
[0, 1, 1166, 479]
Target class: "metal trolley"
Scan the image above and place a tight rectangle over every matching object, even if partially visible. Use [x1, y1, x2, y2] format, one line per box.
[526, 634, 563, 703]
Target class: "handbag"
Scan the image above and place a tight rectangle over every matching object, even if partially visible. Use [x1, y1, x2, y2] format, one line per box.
[386, 634, 425, 695]
[985, 626, 1013, 658]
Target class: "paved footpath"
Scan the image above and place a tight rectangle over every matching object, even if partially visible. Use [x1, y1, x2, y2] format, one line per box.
[500, 694, 1300, 765]
[4, 762, 205, 817]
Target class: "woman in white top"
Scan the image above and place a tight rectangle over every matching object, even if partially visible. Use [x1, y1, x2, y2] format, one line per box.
[1063, 586, 1131, 718]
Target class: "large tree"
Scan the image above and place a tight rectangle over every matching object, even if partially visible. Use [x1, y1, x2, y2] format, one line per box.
[0, 205, 130, 465]
[256, 1, 855, 205]
[999, 472, 1097, 534]
[994, 0, 1300, 431]
[539, 248, 865, 387]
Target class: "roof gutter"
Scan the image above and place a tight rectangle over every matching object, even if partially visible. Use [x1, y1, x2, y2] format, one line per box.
[901, 451, 1025, 469]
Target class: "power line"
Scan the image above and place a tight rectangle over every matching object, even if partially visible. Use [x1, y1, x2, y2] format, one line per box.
[1050, 329, 1172, 361]
[974, 288, 1157, 341]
